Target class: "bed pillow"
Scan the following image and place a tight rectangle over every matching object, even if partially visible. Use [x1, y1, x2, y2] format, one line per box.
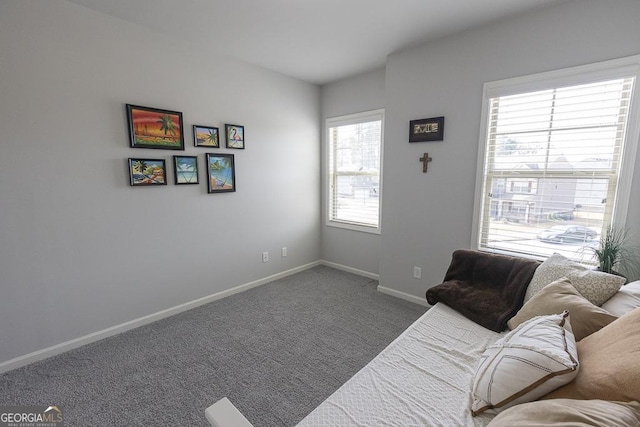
[487, 399, 640, 427]
[471, 311, 579, 416]
[543, 306, 640, 402]
[601, 280, 640, 317]
[564, 269, 625, 306]
[507, 277, 617, 341]
[523, 253, 625, 305]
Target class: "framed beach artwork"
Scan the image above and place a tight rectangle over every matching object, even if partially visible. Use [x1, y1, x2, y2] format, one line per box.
[128, 158, 167, 186]
[206, 153, 236, 193]
[225, 124, 245, 149]
[193, 125, 219, 148]
[126, 104, 185, 150]
[173, 155, 199, 185]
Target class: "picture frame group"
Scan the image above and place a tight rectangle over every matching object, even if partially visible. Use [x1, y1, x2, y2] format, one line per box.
[125, 103, 241, 191]
[127, 103, 244, 150]
[128, 153, 236, 193]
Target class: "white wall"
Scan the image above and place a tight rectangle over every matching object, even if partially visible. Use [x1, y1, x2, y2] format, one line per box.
[5, 0, 640, 368]
[320, 68, 386, 276]
[0, 0, 320, 365]
[379, 0, 640, 298]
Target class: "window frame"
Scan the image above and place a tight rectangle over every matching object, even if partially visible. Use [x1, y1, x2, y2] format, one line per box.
[471, 56, 640, 260]
[326, 109, 384, 234]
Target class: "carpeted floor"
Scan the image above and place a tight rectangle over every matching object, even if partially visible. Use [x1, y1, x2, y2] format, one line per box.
[0, 266, 428, 426]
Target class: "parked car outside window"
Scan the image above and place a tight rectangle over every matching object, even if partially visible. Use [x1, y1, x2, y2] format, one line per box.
[537, 225, 598, 244]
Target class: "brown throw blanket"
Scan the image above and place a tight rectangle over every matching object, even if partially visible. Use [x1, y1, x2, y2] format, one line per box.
[426, 249, 540, 332]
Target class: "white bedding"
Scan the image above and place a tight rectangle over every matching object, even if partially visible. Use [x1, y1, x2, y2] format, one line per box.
[296, 303, 504, 427]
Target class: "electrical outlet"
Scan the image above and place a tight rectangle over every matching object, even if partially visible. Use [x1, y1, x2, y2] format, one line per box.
[262, 251, 269, 263]
[281, 247, 287, 257]
[413, 266, 422, 279]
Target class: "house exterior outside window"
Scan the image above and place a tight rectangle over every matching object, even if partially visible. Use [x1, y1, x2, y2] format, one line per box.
[326, 109, 384, 234]
[472, 56, 640, 262]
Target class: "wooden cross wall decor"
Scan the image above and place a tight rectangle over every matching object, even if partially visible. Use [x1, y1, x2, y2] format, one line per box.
[419, 153, 432, 173]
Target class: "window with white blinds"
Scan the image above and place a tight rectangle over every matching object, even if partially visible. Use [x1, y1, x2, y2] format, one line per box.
[473, 57, 640, 263]
[327, 109, 384, 233]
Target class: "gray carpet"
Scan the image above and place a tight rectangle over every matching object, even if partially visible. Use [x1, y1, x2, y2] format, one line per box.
[0, 266, 428, 426]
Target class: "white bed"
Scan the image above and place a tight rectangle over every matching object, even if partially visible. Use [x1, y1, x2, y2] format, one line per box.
[295, 303, 503, 426]
[205, 263, 640, 427]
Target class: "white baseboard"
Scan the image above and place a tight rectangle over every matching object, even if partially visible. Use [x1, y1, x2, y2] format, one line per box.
[318, 260, 429, 306]
[319, 260, 379, 280]
[0, 261, 321, 375]
[1, 260, 427, 374]
[377, 285, 430, 307]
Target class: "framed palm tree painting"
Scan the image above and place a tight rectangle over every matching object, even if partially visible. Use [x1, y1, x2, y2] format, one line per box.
[173, 156, 199, 185]
[128, 158, 167, 186]
[126, 104, 185, 150]
[193, 125, 219, 147]
[206, 153, 235, 193]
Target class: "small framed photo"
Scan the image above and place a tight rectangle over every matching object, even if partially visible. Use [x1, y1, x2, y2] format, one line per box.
[409, 116, 445, 142]
[206, 153, 236, 193]
[173, 155, 199, 185]
[225, 124, 245, 149]
[193, 125, 219, 148]
[126, 104, 185, 150]
[128, 158, 167, 186]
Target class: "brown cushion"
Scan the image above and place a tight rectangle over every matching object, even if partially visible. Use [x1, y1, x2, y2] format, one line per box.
[487, 399, 640, 427]
[507, 277, 618, 341]
[543, 306, 640, 402]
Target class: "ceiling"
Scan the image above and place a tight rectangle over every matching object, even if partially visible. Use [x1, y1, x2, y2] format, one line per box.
[67, 0, 564, 85]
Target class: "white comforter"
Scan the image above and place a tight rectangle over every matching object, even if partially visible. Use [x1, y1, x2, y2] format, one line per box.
[296, 303, 503, 426]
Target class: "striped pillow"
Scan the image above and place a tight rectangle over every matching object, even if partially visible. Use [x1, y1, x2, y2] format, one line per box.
[471, 311, 579, 416]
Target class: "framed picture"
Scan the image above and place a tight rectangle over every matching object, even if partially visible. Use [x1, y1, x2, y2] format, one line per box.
[173, 155, 199, 185]
[225, 124, 245, 149]
[128, 158, 167, 186]
[193, 125, 219, 148]
[206, 153, 236, 193]
[409, 116, 445, 142]
[126, 104, 185, 150]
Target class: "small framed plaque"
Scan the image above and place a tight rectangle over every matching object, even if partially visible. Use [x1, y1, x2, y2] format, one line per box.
[409, 116, 444, 142]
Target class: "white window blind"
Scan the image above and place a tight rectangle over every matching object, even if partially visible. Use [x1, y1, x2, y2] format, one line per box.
[473, 59, 640, 263]
[327, 110, 383, 233]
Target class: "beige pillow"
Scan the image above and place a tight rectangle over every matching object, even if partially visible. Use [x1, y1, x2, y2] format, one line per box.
[524, 253, 625, 305]
[543, 306, 640, 402]
[601, 280, 640, 317]
[471, 311, 579, 416]
[508, 277, 617, 341]
[564, 269, 626, 306]
[487, 399, 640, 427]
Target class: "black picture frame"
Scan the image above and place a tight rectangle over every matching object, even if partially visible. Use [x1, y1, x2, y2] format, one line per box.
[173, 155, 199, 185]
[225, 124, 245, 149]
[409, 116, 445, 142]
[206, 153, 236, 193]
[128, 158, 168, 186]
[193, 125, 219, 148]
[126, 104, 185, 150]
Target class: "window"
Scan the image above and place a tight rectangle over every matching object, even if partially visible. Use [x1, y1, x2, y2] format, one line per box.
[327, 109, 384, 233]
[472, 57, 640, 262]
[508, 179, 536, 194]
